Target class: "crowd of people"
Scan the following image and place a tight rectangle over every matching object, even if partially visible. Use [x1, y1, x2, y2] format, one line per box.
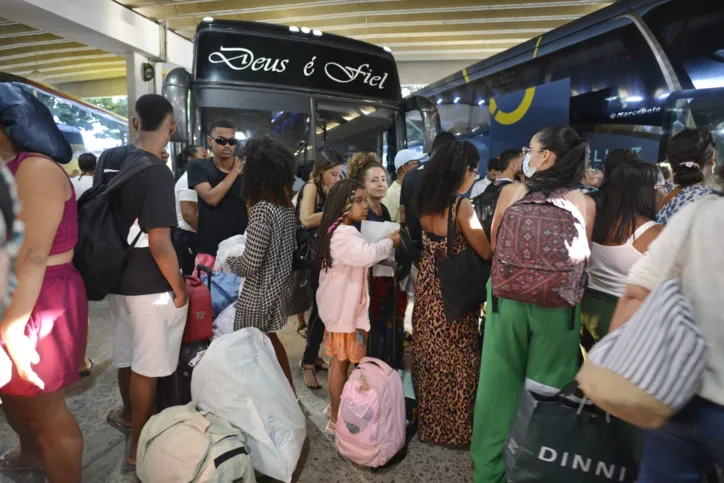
[0, 86, 722, 483]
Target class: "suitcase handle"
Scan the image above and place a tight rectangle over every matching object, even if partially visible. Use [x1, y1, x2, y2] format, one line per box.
[197, 264, 212, 290]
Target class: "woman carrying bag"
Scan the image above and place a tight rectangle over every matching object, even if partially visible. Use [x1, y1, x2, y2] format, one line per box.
[411, 140, 491, 446]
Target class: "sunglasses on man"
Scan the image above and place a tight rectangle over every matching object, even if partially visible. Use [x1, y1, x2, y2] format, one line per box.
[213, 136, 238, 146]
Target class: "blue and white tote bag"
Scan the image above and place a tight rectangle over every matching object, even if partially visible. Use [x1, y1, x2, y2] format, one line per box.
[577, 278, 707, 429]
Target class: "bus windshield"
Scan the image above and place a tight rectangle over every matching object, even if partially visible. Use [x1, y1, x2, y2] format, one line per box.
[315, 102, 394, 159]
[200, 107, 309, 156]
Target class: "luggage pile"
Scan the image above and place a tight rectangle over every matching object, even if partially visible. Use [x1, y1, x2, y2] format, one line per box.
[144, 326, 307, 482]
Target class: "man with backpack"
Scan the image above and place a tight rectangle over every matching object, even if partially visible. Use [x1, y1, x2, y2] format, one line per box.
[471, 149, 523, 242]
[92, 94, 188, 471]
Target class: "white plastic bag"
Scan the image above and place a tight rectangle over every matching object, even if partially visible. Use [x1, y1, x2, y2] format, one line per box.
[214, 235, 246, 273]
[212, 304, 236, 341]
[191, 328, 306, 483]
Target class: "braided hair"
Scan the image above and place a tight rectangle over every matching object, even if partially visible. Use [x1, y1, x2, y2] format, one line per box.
[315, 178, 364, 270]
[241, 136, 296, 207]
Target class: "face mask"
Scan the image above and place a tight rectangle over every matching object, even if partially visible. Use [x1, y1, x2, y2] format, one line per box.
[522, 153, 537, 178]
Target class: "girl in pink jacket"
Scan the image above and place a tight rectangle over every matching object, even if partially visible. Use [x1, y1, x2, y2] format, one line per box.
[315, 179, 400, 435]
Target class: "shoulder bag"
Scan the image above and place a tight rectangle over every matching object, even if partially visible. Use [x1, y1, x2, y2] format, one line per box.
[436, 196, 491, 322]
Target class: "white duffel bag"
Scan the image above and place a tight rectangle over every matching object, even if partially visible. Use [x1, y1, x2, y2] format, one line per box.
[137, 401, 255, 483]
[191, 328, 306, 483]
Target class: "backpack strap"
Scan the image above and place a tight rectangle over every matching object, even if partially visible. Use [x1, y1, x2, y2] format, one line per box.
[446, 196, 465, 258]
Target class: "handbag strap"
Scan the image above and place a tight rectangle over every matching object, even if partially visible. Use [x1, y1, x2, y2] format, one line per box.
[446, 196, 465, 258]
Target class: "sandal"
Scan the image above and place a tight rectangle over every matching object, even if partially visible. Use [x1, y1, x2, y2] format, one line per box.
[297, 324, 308, 339]
[324, 404, 331, 418]
[106, 407, 132, 435]
[0, 448, 43, 472]
[79, 358, 94, 378]
[299, 362, 322, 389]
[325, 421, 337, 436]
[314, 358, 329, 371]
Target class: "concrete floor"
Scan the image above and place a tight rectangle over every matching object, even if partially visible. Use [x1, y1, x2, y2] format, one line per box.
[0, 301, 473, 483]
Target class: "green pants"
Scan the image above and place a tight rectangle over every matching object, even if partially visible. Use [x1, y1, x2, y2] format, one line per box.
[471, 280, 581, 483]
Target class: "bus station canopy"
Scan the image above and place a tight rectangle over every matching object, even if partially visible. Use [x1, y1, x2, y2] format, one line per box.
[0, 0, 611, 86]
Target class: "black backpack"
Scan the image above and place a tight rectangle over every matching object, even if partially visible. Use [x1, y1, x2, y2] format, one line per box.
[74, 156, 153, 300]
[471, 180, 512, 241]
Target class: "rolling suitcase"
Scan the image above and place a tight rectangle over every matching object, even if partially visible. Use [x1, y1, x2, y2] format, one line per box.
[156, 266, 213, 412]
[183, 264, 214, 343]
[156, 340, 209, 412]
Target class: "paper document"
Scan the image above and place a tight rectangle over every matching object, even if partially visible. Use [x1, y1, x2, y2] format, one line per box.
[361, 220, 399, 277]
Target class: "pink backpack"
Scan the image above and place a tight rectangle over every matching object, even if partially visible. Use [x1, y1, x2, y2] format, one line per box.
[492, 188, 590, 308]
[335, 357, 405, 468]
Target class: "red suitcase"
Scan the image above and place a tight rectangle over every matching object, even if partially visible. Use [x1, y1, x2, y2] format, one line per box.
[183, 265, 213, 343]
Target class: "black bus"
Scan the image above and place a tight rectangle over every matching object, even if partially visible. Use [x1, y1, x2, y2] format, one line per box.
[411, 0, 724, 171]
[163, 20, 439, 180]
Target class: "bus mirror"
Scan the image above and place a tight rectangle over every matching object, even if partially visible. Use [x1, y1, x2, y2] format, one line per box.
[405, 95, 440, 154]
[163, 67, 192, 144]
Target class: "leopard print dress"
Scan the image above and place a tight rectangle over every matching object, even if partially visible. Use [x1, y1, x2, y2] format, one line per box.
[411, 231, 482, 446]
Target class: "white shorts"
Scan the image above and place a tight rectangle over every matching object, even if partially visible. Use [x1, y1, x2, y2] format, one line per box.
[108, 292, 188, 378]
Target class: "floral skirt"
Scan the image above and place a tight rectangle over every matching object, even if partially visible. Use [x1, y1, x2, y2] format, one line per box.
[324, 330, 367, 363]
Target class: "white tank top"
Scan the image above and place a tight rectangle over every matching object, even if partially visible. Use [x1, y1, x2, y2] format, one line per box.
[588, 221, 658, 297]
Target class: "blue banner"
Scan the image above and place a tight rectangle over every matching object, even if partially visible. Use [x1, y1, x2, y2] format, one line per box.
[582, 131, 661, 170]
[489, 78, 571, 158]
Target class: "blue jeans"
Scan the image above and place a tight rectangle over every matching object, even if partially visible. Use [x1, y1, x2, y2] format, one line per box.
[638, 397, 724, 482]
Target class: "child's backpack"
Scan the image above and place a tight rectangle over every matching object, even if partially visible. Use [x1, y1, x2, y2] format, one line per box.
[137, 401, 256, 483]
[336, 357, 406, 468]
[492, 188, 589, 309]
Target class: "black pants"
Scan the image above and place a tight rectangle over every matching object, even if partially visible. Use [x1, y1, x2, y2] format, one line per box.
[174, 228, 197, 276]
[302, 266, 325, 365]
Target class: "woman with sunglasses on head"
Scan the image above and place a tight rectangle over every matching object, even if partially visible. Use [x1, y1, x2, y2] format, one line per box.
[187, 120, 247, 269]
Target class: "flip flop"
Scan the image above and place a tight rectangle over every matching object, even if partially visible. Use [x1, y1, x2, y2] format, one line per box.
[106, 408, 132, 435]
[0, 449, 43, 472]
[299, 361, 322, 390]
[79, 358, 94, 378]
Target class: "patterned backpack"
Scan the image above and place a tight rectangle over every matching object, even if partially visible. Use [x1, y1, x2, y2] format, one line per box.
[492, 188, 590, 308]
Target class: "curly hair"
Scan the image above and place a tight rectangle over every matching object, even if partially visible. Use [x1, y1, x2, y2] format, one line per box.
[347, 152, 382, 181]
[416, 140, 479, 217]
[315, 179, 365, 270]
[241, 137, 295, 207]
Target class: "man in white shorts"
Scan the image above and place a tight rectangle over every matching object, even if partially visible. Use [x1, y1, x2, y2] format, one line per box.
[103, 94, 188, 471]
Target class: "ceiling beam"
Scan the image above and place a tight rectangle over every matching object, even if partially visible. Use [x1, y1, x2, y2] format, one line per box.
[170, 9, 592, 32]
[136, 0, 609, 22]
[12, 60, 127, 76]
[0, 0, 192, 70]
[0, 52, 119, 71]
